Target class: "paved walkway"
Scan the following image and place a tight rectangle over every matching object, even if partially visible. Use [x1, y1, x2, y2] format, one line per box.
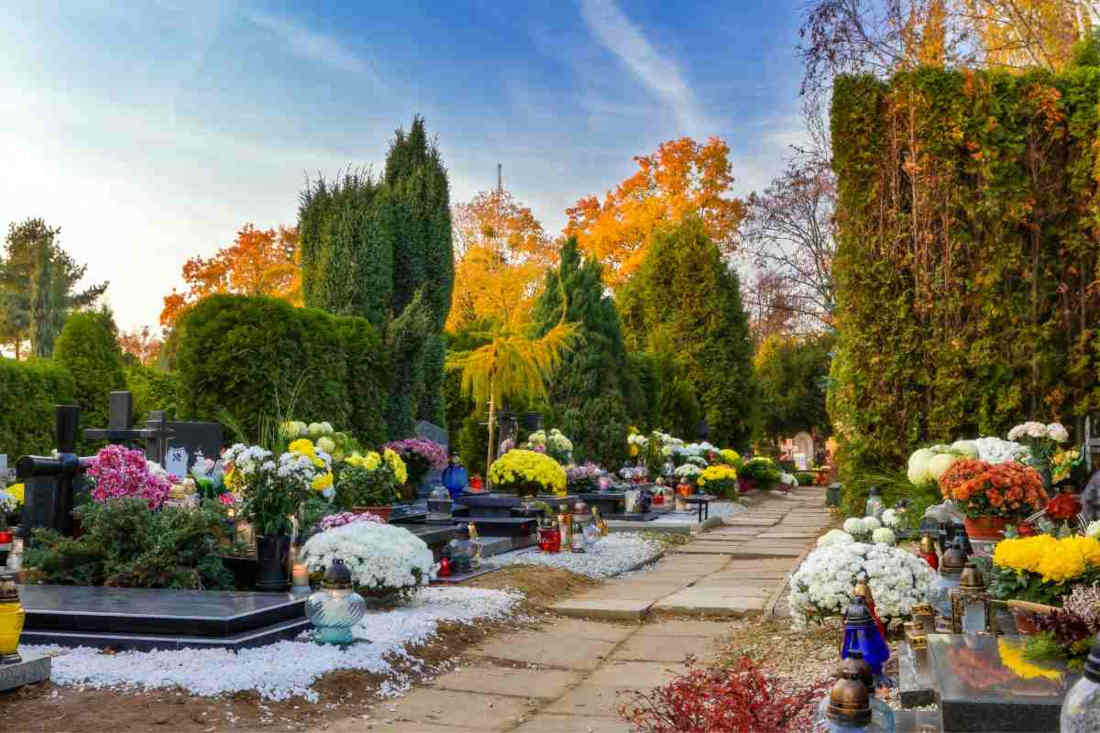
[344, 487, 830, 733]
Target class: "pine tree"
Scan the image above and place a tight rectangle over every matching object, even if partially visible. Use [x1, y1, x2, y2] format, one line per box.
[533, 238, 633, 466]
[0, 219, 107, 358]
[621, 218, 757, 448]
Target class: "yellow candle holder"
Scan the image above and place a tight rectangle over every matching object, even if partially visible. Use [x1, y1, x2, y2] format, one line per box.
[0, 571, 24, 665]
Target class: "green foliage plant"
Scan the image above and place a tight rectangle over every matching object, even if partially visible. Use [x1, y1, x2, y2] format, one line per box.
[0, 357, 74, 457]
[24, 497, 235, 589]
[333, 463, 400, 508]
[53, 309, 126, 446]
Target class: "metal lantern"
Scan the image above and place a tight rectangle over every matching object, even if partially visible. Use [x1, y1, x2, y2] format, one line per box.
[815, 650, 895, 733]
[929, 537, 968, 621]
[950, 560, 996, 635]
[305, 559, 366, 645]
[0, 570, 23, 664]
[865, 487, 885, 520]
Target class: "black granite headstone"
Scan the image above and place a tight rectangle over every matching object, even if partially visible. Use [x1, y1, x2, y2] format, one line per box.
[16, 405, 87, 538]
[163, 420, 224, 479]
[414, 419, 448, 498]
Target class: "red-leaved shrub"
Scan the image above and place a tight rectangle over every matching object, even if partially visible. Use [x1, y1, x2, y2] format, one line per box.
[618, 656, 829, 733]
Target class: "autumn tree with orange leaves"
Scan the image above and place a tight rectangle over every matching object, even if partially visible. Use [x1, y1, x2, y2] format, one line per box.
[448, 189, 557, 332]
[160, 224, 300, 330]
[564, 137, 747, 287]
[118, 325, 163, 366]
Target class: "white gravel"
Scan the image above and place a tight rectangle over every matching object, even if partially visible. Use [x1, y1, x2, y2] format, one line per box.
[484, 532, 663, 578]
[20, 586, 521, 702]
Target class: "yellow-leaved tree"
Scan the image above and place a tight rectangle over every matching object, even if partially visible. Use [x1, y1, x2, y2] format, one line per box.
[564, 137, 747, 287]
[448, 189, 557, 332]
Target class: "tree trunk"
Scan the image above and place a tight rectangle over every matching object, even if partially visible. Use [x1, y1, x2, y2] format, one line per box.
[485, 377, 496, 490]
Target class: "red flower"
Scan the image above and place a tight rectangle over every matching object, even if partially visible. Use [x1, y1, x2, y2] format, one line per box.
[1046, 493, 1082, 521]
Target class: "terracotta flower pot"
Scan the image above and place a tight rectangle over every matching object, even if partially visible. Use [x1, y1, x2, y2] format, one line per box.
[353, 505, 392, 522]
[964, 515, 1007, 541]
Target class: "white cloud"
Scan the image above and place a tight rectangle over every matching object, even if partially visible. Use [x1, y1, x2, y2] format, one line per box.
[245, 9, 375, 78]
[578, 0, 712, 133]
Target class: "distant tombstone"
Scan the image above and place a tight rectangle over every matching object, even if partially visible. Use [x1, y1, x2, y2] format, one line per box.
[164, 420, 223, 476]
[793, 432, 814, 470]
[415, 420, 448, 498]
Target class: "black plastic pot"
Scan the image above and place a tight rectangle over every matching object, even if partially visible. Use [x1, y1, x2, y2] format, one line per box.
[255, 534, 291, 592]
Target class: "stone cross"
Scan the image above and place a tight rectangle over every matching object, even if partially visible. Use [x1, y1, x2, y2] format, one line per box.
[15, 405, 87, 538]
[83, 391, 174, 465]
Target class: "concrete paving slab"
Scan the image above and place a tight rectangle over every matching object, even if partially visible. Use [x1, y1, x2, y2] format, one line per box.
[586, 661, 688, 688]
[610, 633, 715, 663]
[512, 713, 632, 732]
[381, 688, 533, 730]
[353, 722, 487, 733]
[550, 598, 655, 620]
[653, 591, 768, 616]
[474, 631, 619, 669]
[430, 665, 581, 699]
[533, 617, 639, 642]
[634, 619, 732, 637]
[542, 685, 636, 717]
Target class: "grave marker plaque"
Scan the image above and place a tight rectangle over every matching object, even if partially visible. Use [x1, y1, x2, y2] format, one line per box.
[414, 420, 448, 498]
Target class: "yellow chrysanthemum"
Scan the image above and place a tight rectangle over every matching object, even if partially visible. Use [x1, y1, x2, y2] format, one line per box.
[311, 472, 333, 492]
[697, 464, 738, 486]
[489, 449, 567, 496]
[384, 449, 408, 485]
[224, 468, 245, 493]
[992, 535, 1058, 574]
[288, 439, 316, 458]
[7, 483, 24, 506]
[998, 638, 1063, 681]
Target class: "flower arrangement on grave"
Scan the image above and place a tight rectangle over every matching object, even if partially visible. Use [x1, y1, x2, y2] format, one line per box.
[673, 463, 703, 484]
[841, 516, 882, 542]
[5, 484, 23, 507]
[317, 511, 385, 531]
[280, 420, 361, 463]
[788, 541, 936, 629]
[938, 458, 1047, 524]
[989, 535, 1100, 606]
[566, 462, 604, 492]
[488, 449, 567, 497]
[1052, 448, 1084, 486]
[0, 488, 17, 530]
[696, 464, 738, 498]
[382, 438, 447, 490]
[524, 428, 574, 464]
[619, 464, 649, 483]
[86, 445, 175, 510]
[1007, 421, 1070, 469]
[223, 440, 332, 536]
[737, 456, 782, 492]
[1024, 585, 1100, 672]
[719, 448, 742, 469]
[333, 450, 407, 515]
[299, 521, 433, 603]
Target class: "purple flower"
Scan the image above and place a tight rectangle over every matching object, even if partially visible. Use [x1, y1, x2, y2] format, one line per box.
[86, 444, 172, 510]
[382, 438, 448, 471]
[318, 511, 384, 531]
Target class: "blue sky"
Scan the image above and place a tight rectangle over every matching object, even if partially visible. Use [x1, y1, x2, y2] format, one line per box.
[0, 0, 807, 332]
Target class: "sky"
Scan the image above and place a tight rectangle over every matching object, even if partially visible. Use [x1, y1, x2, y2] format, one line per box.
[0, 0, 808, 332]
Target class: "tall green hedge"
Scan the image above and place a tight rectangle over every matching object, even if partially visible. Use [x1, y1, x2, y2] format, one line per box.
[175, 295, 387, 445]
[829, 68, 1100, 506]
[54, 310, 126, 441]
[0, 358, 75, 457]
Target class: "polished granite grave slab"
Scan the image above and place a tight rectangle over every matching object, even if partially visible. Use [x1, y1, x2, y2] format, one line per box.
[899, 641, 935, 707]
[20, 584, 310, 651]
[928, 633, 1074, 732]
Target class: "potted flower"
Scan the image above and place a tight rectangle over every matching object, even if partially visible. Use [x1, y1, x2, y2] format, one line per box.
[383, 438, 448, 500]
[224, 439, 334, 591]
[938, 459, 1048, 540]
[334, 449, 407, 521]
[525, 429, 574, 465]
[990, 534, 1100, 631]
[300, 521, 434, 607]
[86, 445, 175, 510]
[566, 462, 604, 493]
[674, 463, 702, 495]
[696, 464, 739, 498]
[488, 449, 567, 498]
[737, 457, 782, 492]
[1007, 421, 1070, 486]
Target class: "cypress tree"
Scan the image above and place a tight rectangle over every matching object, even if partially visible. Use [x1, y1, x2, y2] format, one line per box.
[621, 218, 757, 448]
[533, 238, 632, 466]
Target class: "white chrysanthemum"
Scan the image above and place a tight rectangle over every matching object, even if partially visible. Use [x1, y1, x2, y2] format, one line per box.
[842, 517, 865, 535]
[871, 528, 896, 545]
[881, 509, 899, 528]
[817, 529, 854, 547]
[973, 436, 1029, 464]
[301, 522, 434, 592]
[1048, 423, 1069, 443]
[862, 516, 882, 531]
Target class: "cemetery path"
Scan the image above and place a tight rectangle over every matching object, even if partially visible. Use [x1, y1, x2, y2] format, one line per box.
[332, 487, 830, 733]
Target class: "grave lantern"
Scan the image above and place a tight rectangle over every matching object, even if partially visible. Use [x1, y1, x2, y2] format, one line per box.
[928, 536, 967, 622]
[841, 595, 890, 682]
[0, 570, 24, 665]
[441, 455, 467, 500]
[864, 487, 885, 520]
[918, 536, 939, 570]
[305, 559, 365, 645]
[815, 650, 895, 732]
[1061, 633, 1100, 730]
[426, 486, 453, 524]
[814, 652, 893, 732]
[950, 560, 996, 635]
